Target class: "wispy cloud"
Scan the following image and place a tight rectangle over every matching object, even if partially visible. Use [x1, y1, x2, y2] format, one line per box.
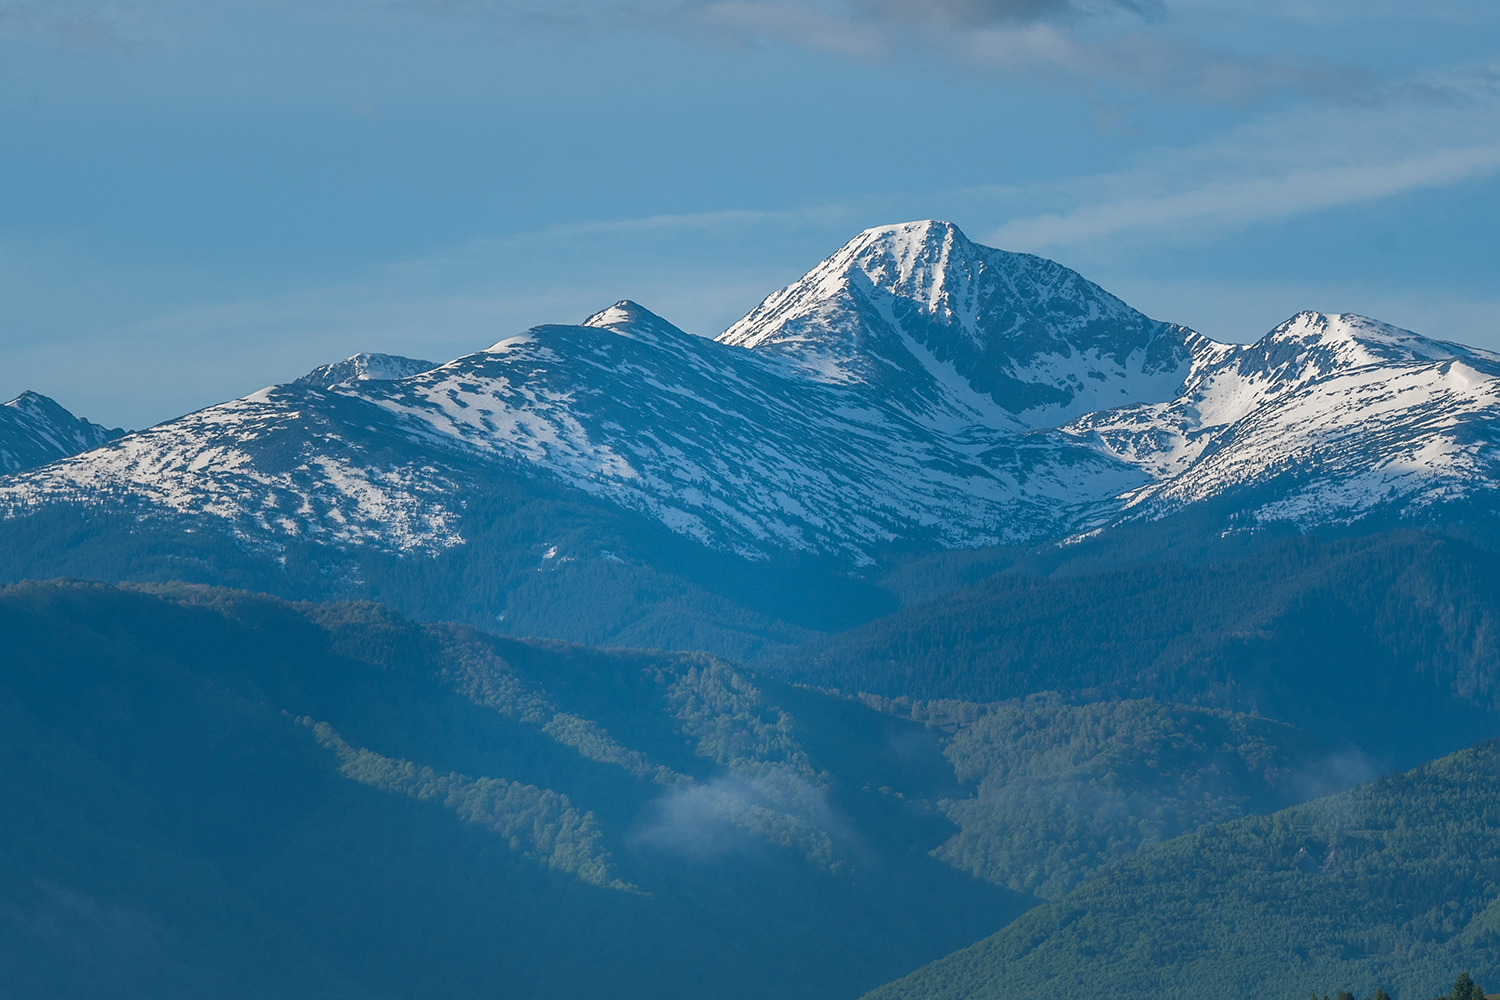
[953, 24, 1375, 103]
[690, 2, 890, 58]
[392, 205, 853, 266]
[991, 143, 1500, 248]
[392, 0, 1322, 103]
[688, 0, 1161, 57]
[0, 2, 135, 48]
[854, 0, 1163, 28]
[631, 766, 845, 865]
[657, 0, 1391, 105]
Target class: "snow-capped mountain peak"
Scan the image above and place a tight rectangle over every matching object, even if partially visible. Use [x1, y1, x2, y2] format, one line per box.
[1160, 312, 1500, 433]
[717, 220, 1195, 429]
[581, 300, 692, 342]
[5, 223, 1500, 578]
[0, 391, 124, 474]
[1063, 310, 1500, 523]
[295, 353, 439, 390]
[6, 391, 71, 424]
[1254, 311, 1493, 371]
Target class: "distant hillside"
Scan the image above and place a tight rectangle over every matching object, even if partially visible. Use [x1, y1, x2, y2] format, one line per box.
[774, 531, 1500, 768]
[865, 740, 1500, 1000]
[868, 694, 1327, 900]
[0, 461, 896, 663]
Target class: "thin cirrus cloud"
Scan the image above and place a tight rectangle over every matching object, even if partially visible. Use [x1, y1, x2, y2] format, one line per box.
[689, 2, 891, 58]
[990, 143, 1500, 249]
[849, 0, 1163, 26]
[951, 24, 1373, 102]
[0, 2, 132, 46]
[681, 0, 1364, 103]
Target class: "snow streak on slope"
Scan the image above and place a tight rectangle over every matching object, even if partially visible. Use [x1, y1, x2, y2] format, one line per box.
[0, 392, 123, 474]
[351, 313, 1136, 559]
[0, 389, 465, 551]
[1061, 312, 1500, 526]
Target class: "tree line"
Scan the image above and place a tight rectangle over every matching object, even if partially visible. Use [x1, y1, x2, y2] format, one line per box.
[1315, 971, 1487, 1000]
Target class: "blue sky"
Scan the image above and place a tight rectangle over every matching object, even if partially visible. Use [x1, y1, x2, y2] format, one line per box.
[2, 0, 1498, 428]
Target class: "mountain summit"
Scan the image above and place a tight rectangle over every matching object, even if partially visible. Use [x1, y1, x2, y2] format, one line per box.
[0, 391, 122, 474]
[295, 353, 439, 390]
[719, 221, 1195, 429]
[1067, 310, 1500, 523]
[581, 300, 692, 341]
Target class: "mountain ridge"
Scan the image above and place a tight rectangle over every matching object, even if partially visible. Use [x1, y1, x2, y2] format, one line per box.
[4, 222, 1500, 656]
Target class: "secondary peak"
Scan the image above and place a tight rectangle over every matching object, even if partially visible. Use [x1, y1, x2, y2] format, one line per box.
[580, 300, 690, 340]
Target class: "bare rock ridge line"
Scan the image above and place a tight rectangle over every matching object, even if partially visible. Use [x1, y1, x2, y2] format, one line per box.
[2, 219, 1498, 564]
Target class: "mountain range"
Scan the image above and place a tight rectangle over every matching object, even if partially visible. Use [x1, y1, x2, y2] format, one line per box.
[5, 220, 1500, 658]
[6, 220, 1500, 1000]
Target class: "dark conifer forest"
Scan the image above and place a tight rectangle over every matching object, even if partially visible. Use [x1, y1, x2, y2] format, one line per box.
[5, 550, 1500, 999]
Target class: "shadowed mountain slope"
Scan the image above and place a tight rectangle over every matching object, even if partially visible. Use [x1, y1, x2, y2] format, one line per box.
[0, 580, 1031, 1000]
[772, 531, 1500, 769]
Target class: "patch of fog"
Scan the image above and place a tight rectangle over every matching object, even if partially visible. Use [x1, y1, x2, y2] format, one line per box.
[631, 764, 842, 868]
[1290, 748, 1379, 803]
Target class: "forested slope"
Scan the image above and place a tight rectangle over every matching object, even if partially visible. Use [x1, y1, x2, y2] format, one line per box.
[778, 532, 1500, 767]
[866, 740, 1500, 1000]
[0, 580, 1370, 999]
[870, 695, 1327, 899]
[0, 580, 1022, 1000]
